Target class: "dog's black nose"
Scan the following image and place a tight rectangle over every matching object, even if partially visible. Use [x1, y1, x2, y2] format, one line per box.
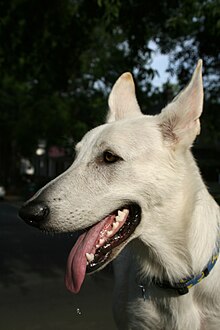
[19, 201, 49, 227]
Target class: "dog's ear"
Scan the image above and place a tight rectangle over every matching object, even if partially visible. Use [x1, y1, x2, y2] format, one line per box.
[106, 72, 142, 122]
[159, 60, 203, 149]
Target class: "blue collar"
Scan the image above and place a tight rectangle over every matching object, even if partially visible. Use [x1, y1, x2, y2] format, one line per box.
[139, 248, 219, 299]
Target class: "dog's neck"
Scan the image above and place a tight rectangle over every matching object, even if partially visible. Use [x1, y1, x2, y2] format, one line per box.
[184, 153, 220, 274]
[136, 151, 220, 293]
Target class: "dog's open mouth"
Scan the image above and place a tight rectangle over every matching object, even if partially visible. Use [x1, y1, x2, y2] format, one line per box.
[65, 203, 141, 293]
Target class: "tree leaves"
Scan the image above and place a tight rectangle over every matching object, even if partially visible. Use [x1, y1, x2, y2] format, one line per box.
[0, 0, 219, 159]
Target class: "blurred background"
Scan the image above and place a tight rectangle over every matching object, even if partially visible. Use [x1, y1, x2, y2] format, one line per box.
[0, 0, 220, 329]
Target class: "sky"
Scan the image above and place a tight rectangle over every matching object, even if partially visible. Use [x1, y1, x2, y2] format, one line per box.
[149, 41, 177, 87]
[151, 54, 171, 86]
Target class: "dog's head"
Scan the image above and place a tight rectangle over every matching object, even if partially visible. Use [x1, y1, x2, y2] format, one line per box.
[19, 61, 203, 293]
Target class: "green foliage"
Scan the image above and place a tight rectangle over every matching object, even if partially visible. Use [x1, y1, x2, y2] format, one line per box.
[0, 0, 219, 169]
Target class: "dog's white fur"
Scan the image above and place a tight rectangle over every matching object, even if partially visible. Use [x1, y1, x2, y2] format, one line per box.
[34, 61, 220, 329]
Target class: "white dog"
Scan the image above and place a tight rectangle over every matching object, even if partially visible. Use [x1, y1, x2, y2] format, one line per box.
[19, 60, 220, 330]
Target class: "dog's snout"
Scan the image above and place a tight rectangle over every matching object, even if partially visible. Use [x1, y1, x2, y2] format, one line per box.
[19, 201, 49, 227]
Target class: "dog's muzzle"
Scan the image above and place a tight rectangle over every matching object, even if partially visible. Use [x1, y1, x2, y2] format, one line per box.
[19, 201, 49, 227]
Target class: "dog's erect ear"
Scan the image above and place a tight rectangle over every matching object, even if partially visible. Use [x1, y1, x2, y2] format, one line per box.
[159, 60, 203, 148]
[106, 72, 142, 122]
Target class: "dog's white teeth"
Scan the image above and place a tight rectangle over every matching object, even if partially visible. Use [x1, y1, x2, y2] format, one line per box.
[94, 209, 130, 251]
[95, 238, 105, 249]
[116, 213, 124, 222]
[99, 238, 105, 245]
[116, 209, 129, 222]
[122, 208, 129, 216]
[85, 253, 94, 262]
[112, 221, 119, 229]
[107, 230, 113, 237]
[115, 216, 122, 222]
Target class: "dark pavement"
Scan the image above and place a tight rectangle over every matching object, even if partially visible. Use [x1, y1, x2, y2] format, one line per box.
[0, 201, 116, 330]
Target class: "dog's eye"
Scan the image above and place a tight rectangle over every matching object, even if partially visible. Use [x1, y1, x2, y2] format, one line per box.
[103, 151, 121, 164]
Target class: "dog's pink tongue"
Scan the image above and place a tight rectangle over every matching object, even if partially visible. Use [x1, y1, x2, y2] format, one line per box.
[65, 216, 113, 293]
[65, 232, 88, 293]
